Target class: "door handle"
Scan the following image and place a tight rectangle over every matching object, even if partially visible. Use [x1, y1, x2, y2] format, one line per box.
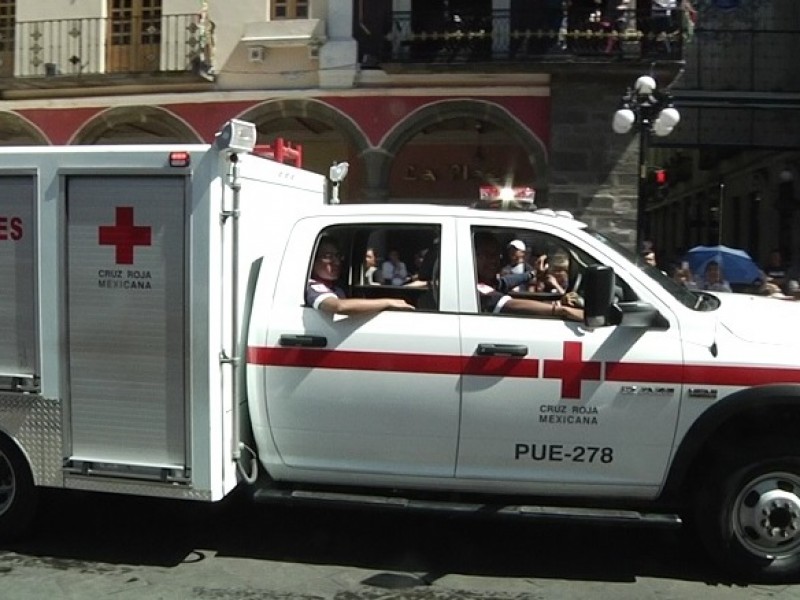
[476, 343, 528, 357]
[279, 335, 328, 348]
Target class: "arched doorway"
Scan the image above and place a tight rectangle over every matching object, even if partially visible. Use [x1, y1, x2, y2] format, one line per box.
[239, 99, 370, 202]
[0, 113, 48, 145]
[381, 99, 549, 206]
[72, 106, 200, 144]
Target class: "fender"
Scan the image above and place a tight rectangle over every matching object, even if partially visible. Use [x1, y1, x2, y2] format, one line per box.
[661, 383, 800, 500]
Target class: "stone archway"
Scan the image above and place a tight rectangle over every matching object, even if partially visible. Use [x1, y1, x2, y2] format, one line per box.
[72, 106, 201, 145]
[0, 112, 49, 145]
[378, 98, 549, 205]
[239, 99, 371, 202]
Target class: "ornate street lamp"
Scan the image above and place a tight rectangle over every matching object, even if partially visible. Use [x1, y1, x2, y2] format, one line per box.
[613, 75, 681, 253]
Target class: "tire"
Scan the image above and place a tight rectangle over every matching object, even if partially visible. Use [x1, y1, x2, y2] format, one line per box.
[694, 445, 800, 583]
[0, 434, 37, 539]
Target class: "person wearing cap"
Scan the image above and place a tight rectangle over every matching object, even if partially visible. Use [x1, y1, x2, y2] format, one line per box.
[475, 232, 583, 321]
[500, 239, 535, 292]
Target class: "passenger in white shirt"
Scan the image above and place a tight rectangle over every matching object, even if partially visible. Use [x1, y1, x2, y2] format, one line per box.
[381, 249, 409, 286]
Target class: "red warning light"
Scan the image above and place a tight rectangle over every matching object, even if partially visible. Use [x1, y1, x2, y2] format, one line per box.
[654, 169, 667, 186]
[169, 151, 191, 168]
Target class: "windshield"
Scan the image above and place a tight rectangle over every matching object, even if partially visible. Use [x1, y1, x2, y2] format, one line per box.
[583, 228, 714, 310]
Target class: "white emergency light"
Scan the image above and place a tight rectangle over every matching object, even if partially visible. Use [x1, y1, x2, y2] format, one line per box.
[215, 119, 257, 153]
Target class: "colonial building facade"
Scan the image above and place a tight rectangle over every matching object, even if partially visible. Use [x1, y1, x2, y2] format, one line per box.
[1, 0, 796, 262]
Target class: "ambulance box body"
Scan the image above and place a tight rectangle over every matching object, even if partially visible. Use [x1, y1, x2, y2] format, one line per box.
[0, 142, 326, 503]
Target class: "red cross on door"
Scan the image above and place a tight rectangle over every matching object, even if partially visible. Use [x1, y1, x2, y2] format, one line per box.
[98, 206, 152, 265]
[542, 341, 602, 399]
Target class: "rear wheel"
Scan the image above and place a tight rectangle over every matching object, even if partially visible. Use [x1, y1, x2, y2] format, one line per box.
[695, 446, 800, 582]
[0, 434, 37, 539]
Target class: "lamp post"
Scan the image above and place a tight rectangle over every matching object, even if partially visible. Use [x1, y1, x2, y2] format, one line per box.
[612, 75, 681, 253]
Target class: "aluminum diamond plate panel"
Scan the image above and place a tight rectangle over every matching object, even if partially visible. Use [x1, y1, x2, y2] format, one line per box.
[0, 393, 63, 487]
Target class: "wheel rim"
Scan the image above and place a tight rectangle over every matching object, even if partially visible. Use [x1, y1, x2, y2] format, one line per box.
[733, 471, 800, 559]
[0, 449, 15, 516]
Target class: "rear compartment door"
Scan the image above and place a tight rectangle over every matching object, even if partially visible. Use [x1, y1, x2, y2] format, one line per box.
[0, 176, 37, 390]
[66, 176, 187, 473]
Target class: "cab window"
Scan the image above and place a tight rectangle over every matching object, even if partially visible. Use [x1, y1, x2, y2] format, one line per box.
[469, 226, 635, 316]
[308, 224, 441, 311]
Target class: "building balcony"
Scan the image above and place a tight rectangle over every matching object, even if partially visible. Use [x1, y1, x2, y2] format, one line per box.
[357, 6, 686, 70]
[0, 14, 210, 87]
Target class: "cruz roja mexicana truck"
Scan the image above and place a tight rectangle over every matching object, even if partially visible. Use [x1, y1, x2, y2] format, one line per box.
[2, 120, 800, 582]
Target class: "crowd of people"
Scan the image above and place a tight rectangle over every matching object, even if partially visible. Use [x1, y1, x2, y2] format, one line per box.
[645, 242, 800, 301]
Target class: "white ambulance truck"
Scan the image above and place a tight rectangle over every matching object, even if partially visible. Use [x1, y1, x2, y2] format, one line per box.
[2, 121, 800, 582]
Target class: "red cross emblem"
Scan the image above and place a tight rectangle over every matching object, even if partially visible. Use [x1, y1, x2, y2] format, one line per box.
[98, 206, 152, 265]
[542, 341, 602, 399]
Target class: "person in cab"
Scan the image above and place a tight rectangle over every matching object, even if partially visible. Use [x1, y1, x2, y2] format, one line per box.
[474, 232, 583, 321]
[306, 237, 414, 315]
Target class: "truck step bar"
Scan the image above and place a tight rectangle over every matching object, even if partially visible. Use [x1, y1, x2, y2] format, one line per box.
[253, 488, 682, 527]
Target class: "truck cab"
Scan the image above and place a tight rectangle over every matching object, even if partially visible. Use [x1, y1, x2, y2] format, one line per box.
[246, 205, 800, 582]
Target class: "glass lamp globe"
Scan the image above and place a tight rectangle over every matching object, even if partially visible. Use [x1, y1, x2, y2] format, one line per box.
[634, 75, 656, 95]
[612, 108, 636, 134]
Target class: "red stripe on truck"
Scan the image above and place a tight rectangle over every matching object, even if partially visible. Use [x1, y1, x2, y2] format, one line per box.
[247, 346, 540, 378]
[247, 346, 800, 386]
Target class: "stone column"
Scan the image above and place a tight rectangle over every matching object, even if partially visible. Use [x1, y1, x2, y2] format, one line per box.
[391, 0, 412, 60]
[491, 0, 511, 59]
[359, 149, 392, 203]
[550, 74, 639, 248]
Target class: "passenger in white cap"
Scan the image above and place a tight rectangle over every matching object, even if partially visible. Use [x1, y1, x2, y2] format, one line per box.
[499, 239, 534, 292]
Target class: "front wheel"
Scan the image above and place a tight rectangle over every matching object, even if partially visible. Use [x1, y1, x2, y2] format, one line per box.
[695, 448, 800, 583]
[0, 434, 37, 539]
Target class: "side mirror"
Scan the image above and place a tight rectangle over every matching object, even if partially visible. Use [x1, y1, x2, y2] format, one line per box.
[583, 265, 616, 327]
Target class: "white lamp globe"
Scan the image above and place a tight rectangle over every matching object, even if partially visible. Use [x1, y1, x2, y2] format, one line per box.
[658, 106, 681, 128]
[635, 75, 656, 95]
[612, 108, 636, 134]
[653, 121, 674, 137]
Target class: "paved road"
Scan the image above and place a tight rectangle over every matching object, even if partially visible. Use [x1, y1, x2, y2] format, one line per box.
[1, 488, 799, 599]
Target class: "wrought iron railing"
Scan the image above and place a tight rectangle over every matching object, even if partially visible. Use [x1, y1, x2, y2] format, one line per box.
[363, 7, 685, 65]
[4, 14, 209, 78]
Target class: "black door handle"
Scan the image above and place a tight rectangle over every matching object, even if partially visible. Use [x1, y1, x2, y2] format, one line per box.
[279, 335, 328, 348]
[476, 343, 528, 357]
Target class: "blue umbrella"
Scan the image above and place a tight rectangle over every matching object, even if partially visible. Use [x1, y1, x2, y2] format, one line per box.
[684, 245, 763, 285]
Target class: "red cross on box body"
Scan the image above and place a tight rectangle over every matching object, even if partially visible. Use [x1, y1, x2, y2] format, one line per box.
[98, 206, 152, 265]
[542, 341, 602, 399]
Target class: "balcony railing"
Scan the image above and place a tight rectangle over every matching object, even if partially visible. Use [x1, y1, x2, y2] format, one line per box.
[1, 14, 209, 79]
[358, 7, 685, 66]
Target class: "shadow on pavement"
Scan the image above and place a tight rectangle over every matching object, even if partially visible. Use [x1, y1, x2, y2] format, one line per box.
[1, 487, 735, 587]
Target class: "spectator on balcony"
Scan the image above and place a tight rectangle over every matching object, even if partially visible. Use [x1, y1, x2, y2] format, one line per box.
[601, 0, 630, 54]
[648, 0, 680, 52]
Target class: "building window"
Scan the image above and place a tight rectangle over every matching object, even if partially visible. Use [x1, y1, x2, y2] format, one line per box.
[0, 0, 15, 77]
[272, 0, 309, 19]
